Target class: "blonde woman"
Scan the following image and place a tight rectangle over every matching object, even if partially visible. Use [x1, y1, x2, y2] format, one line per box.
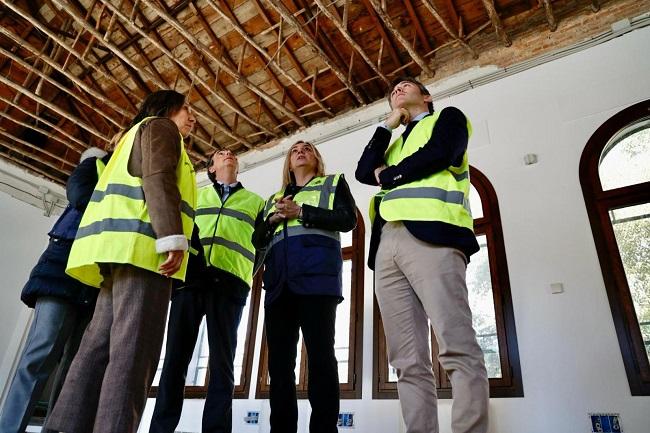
[253, 141, 356, 433]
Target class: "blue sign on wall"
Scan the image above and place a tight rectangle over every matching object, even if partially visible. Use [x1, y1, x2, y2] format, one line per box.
[338, 412, 354, 428]
[589, 413, 622, 433]
[244, 411, 259, 425]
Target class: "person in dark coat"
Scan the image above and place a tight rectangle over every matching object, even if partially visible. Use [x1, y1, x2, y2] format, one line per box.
[252, 141, 357, 433]
[0, 148, 110, 433]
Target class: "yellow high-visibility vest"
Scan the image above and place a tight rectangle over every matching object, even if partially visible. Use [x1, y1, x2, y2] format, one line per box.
[66, 117, 197, 287]
[371, 113, 474, 231]
[195, 185, 264, 287]
[264, 174, 341, 248]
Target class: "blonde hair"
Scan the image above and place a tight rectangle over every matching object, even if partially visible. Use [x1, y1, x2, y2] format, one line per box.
[281, 140, 325, 188]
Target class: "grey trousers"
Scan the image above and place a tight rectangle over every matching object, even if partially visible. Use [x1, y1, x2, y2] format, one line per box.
[374, 222, 489, 433]
[0, 297, 91, 433]
[45, 264, 171, 433]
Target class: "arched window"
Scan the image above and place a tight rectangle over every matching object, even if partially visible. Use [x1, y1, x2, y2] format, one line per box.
[580, 100, 650, 395]
[255, 208, 366, 399]
[373, 166, 523, 398]
[149, 272, 263, 399]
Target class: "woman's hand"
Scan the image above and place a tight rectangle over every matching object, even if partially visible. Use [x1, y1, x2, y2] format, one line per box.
[274, 196, 302, 220]
[159, 250, 184, 277]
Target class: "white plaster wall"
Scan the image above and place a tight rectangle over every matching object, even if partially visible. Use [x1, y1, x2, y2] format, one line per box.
[1, 20, 650, 433]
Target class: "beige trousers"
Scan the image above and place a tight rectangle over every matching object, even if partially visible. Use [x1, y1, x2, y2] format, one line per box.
[375, 222, 489, 433]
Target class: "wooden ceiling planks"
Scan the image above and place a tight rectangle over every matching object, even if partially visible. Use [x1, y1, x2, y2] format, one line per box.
[0, 0, 637, 185]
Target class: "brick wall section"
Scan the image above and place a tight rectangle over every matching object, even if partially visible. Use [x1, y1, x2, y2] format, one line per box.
[425, 0, 650, 83]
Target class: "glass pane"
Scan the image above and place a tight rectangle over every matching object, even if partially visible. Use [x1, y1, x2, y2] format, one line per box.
[610, 203, 650, 362]
[152, 305, 210, 387]
[234, 295, 253, 386]
[599, 123, 650, 191]
[340, 230, 353, 248]
[386, 236, 502, 382]
[335, 260, 352, 382]
[467, 235, 502, 378]
[469, 184, 483, 219]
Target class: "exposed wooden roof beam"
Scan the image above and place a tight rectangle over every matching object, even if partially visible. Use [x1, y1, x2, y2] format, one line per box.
[95, 0, 190, 66]
[0, 0, 222, 153]
[0, 74, 108, 144]
[479, 0, 512, 46]
[421, 0, 478, 59]
[0, 143, 66, 184]
[198, 0, 311, 124]
[540, 0, 558, 31]
[367, 0, 434, 77]
[61, 0, 266, 144]
[127, 0, 303, 130]
[266, 0, 366, 105]
[313, 0, 389, 86]
[359, 0, 402, 69]
[403, 0, 433, 53]
[0, 129, 75, 172]
[0, 94, 93, 151]
[0, 41, 123, 129]
[591, 0, 600, 12]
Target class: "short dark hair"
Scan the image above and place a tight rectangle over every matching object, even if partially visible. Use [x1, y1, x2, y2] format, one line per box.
[387, 77, 433, 113]
[128, 90, 186, 130]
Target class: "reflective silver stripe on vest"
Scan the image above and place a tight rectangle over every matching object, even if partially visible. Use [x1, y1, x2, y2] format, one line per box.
[200, 236, 255, 263]
[318, 175, 336, 209]
[447, 170, 469, 182]
[383, 187, 465, 206]
[195, 207, 255, 226]
[268, 225, 340, 250]
[264, 196, 276, 215]
[180, 201, 195, 219]
[91, 183, 194, 219]
[90, 184, 144, 202]
[76, 218, 156, 240]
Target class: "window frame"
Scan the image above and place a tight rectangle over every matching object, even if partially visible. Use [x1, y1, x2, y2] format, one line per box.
[579, 99, 650, 395]
[148, 273, 263, 399]
[373, 166, 523, 399]
[255, 208, 366, 399]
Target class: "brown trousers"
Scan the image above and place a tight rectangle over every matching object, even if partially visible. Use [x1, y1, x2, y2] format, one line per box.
[375, 222, 489, 433]
[46, 264, 171, 433]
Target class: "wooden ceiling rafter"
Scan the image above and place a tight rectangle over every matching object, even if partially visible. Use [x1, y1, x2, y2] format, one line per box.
[479, 0, 512, 46]
[359, 0, 403, 70]
[266, 0, 366, 105]
[0, 142, 67, 184]
[197, 0, 302, 128]
[0, 93, 96, 152]
[403, 0, 433, 53]
[69, 0, 263, 147]
[250, 0, 333, 114]
[368, 0, 434, 77]
[422, 0, 478, 59]
[0, 73, 109, 145]
[0, 129, 75, 173]
[0, 28, 128, 126]
[201, 0, 327, 121]
[313, 0, 389, 86]
[290, 0, 370, 103]
[118, 0, 299, 132]
[539, 0, 558, 31]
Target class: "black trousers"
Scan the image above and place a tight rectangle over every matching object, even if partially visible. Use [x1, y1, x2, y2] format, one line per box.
[265, 290, 340, 433]
[149, 287, 244, 433]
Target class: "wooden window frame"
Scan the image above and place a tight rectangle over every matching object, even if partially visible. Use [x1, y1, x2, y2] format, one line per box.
[579, 99, 650, 395]
[148, 272, 263, 399]
[255, 209, 366, 399]
[373, 166, 523, 399]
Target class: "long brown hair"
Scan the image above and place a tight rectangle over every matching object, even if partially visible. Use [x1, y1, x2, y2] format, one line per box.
[281, 140, 325, 188]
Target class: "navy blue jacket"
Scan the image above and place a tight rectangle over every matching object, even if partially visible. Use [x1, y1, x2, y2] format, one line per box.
[252, 176, 356, 306]
[21, 154, 110, 308]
